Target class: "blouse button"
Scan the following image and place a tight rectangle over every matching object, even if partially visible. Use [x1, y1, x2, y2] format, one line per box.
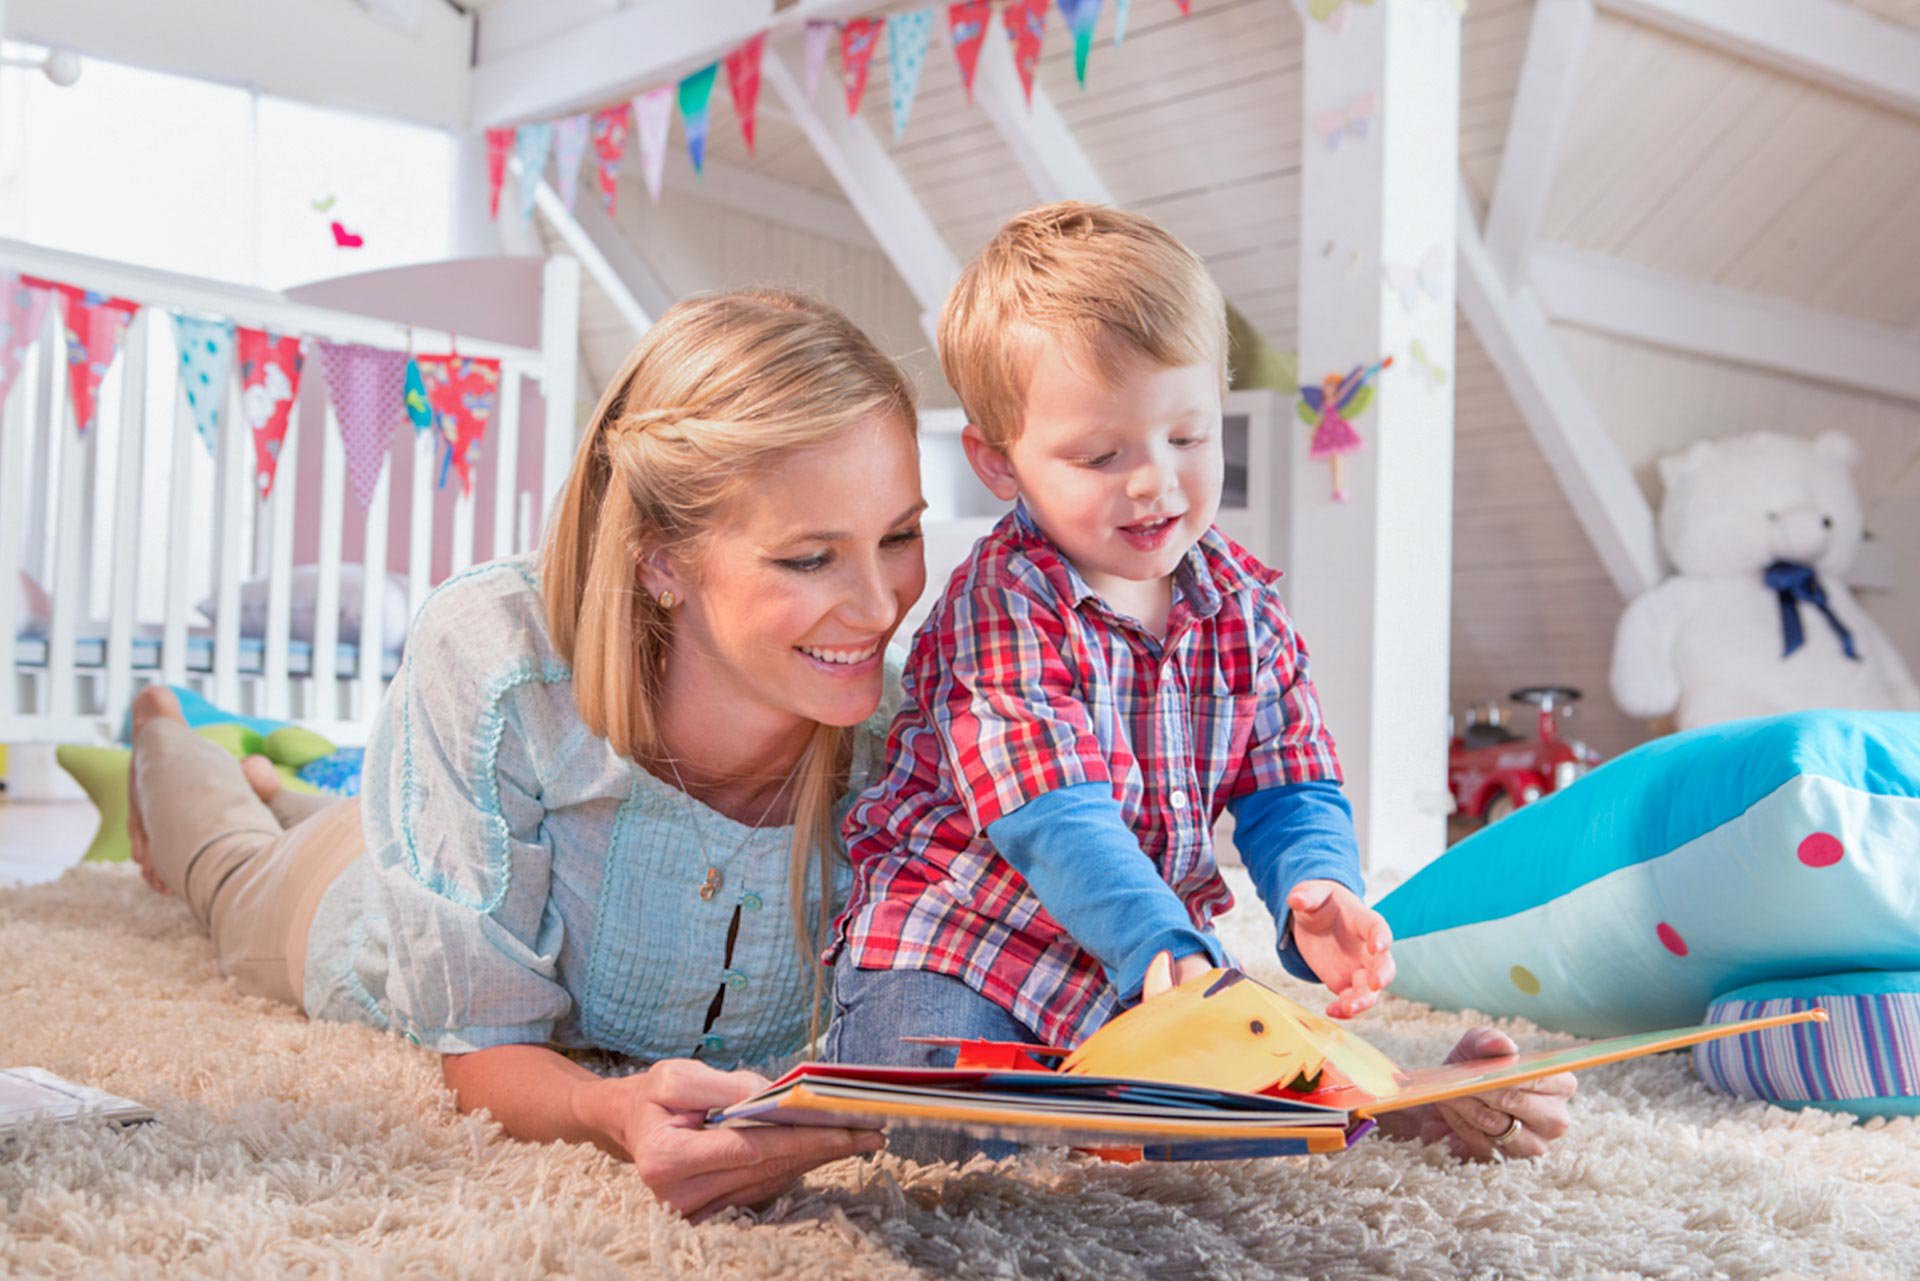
[1170, 789, 1189, 810]
[724, 969, 749, 992]
[741, 891, 764, 913]
[702, 1034, 727, 1055]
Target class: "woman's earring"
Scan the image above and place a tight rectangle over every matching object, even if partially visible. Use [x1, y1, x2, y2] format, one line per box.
[656, 590, 677, 608]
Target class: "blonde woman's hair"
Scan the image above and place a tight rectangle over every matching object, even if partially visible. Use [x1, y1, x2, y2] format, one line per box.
[938, 201, 1228, 449]
[542, 288, 917, 1012]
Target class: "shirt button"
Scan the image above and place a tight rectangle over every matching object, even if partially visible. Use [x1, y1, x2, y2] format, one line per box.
[741, 891, 764, 913]
[724, 969, 749, 992]
[1170, 789, 1189, 810]
[702, 1034, 727, 1055]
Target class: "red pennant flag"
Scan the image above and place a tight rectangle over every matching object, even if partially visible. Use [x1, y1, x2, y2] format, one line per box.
[1172, 0, 1191, 12]
[948, 3, 992, 102]
[591, 105, 630, 214]
[841, 18, 885, 118]
[25, 277, 139, 436]
[2, 273, 52, 413]
[236, 327, 306, 500]
[484, 127, 514, 220]
[413, 354, 502, 496]
[1003, 0, 1048, 105]
[725, 33, 767, 156]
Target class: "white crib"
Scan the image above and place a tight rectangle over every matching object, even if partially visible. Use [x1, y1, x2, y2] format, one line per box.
[1, 239, 580, 747]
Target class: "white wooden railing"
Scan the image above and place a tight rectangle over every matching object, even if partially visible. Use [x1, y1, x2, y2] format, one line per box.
[0, 238, 580, 746]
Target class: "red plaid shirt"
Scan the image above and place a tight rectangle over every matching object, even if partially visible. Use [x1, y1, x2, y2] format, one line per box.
[829, 505, 1343, 1048]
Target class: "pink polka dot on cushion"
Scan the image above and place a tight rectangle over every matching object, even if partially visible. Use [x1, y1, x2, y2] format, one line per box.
[1656, 923, 1689, 957]
[1797, 833, 1845, 868]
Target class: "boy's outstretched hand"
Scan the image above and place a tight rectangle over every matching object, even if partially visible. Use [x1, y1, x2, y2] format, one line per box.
[1288, 879, 1394, 1019]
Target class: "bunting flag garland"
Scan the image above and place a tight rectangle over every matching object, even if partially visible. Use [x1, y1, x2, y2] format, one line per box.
[413, 354, 501, 496]
[514, 122, 554, 220]
[725, 33, 767, 156]
[633, 86, 674, 203]
[1, 273, 51, 413]
[484, 127, 514, 219]
[804, 21, 836, 100]
[889, 11, 935, 140]
[1059, 0, 1102, 84]
[678, 64, 720, 175]
[841, 18, 885, 118]
[315, 340, 409, 510]
[1004, 0, 1048, 105]
[403, 357, 433, 432]
[947, 3, 992, 101]
[1172, 0, 1191, 13]
[30, 278, 139, 437]
[236, 327, 305, 500]
[591, 104, 631, 213]
[1114, 0, 1132, 43]
[170, 314, 236, 456]
[551, 113, 591, 211]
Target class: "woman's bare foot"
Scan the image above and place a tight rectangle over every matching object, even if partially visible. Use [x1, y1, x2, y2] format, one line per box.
[127, 685, 185, 894]
[240, 754, 283, 807]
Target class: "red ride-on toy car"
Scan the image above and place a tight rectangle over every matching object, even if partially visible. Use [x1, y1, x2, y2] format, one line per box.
[1448, 686, 1603, 824]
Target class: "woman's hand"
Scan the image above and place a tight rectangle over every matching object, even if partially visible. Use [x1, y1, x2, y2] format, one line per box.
[1407, 1027, 1576, 1161]
[576, 1059, 886, 1219]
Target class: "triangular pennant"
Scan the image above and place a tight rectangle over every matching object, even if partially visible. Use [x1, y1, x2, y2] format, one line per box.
[591, 104, 631, 214]
[678, 63, 720, 175]
[947, 3, 993, 101]
[551, 113, 591, 211]
[1172, 0, 1190, 13]
[169, 314, 236, 456]
[315, 340, 409, 510]
[633, 86, 674, 204]
[889, 11, 935, 140]
[804, 21, 836, 100]
[725, 33, 767, 156]
[1, 273, 52, 413]
[841, 18, 885, 118]
[484, 127, 514, 219]
[1058, 0, 1101, 84]
[413, 354, 501, 497]
[1113, 0, 1131, 43]
[236, 327, 305, 500]
[1003, 0, 1049, 105]
[28, 278, 139, 437]
[404, 357, 433, 433]
[514, 122, 554, 220]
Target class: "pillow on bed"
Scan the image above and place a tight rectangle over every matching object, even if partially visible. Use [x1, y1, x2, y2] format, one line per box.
[1694, 971, 1920, 1118]
[196, 564, 409, 649]
[1378, 711, 1920, 1038]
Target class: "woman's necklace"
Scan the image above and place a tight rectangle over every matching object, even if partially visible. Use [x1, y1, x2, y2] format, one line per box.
[662, 753, 800, 901]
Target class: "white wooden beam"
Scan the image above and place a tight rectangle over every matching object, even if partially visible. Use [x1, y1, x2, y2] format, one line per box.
[1531, 242, 1920, 406]
[661, 158, 877, 251]
[1484, 0, 1594, 287]
[1595, 0, 1920, 120]
[471, 0, 875, 128]
[761, 46, 960, 335]
[514, 159, 672, 339]
[1293, 2, 1461, 883]
[1457, 196, 1663, 600]
[971, 10, 1114, 205]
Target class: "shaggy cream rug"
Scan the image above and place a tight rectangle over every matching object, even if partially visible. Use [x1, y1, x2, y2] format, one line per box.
[2, 864, 1915, 1280]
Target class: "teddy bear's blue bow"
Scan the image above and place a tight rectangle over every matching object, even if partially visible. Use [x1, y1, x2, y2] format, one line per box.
[1763, 560, 1858, 661]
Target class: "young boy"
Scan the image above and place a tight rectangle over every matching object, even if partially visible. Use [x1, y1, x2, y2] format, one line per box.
[825, 203, 1394, 1109]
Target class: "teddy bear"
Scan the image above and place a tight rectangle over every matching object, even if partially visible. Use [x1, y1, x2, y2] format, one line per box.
[1610, 429, 1920, 731]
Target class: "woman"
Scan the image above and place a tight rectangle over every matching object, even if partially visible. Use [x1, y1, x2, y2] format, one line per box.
[125, 288, 1571, 1220]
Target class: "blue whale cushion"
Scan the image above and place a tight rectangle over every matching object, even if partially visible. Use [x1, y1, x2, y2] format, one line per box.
[1378, 711, 1920, 1037]
[1692, 971, 1920, 1118]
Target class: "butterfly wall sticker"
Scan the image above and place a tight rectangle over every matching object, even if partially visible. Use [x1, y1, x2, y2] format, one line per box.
[1407, 337, 1449, 390]
[1382, 243, 1445, 310]
[1311, 91, 1375, 151]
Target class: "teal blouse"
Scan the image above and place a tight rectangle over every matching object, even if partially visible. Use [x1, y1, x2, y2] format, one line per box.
[300, 554, 901, 1070]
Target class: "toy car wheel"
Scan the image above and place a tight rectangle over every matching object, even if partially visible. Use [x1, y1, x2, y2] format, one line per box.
[1484, 791, 1516, 824]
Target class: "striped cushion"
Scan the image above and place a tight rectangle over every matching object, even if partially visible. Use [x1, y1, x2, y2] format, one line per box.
[1694, 972, 1920, 1118]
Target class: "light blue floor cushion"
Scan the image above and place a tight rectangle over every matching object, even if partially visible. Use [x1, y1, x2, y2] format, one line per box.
[1694, 972, 1920, 1118]
[1378, 711, 1920, 1037]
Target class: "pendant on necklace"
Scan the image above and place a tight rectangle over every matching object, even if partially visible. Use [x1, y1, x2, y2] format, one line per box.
[698, 867, 723, 901]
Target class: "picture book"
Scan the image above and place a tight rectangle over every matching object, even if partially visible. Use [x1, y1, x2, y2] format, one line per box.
[0, 1067, 154, 1136]
[709, 967, 1827, 1161]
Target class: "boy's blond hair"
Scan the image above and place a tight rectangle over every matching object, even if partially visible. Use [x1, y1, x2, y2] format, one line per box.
[938, 201, 1228, 449]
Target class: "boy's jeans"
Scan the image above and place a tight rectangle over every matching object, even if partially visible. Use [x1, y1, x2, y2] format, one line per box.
[824, 957, 1045, 1164]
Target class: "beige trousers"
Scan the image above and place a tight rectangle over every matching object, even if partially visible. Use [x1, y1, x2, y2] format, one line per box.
[132, 718, 365, 1009]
